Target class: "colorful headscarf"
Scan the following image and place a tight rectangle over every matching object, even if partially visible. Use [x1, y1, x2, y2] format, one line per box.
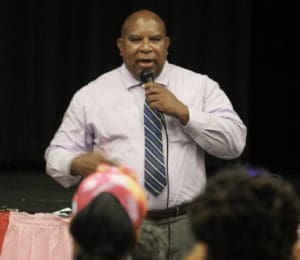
[72, 163, 147, 234]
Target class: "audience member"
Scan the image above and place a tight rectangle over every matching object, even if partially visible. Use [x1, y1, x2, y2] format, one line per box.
[70, 163, 147, 260]
[187, 166, 300, 260]
[131, 219, 168, 260]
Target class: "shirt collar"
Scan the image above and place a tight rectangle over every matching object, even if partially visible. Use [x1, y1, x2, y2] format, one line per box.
[120, 61, 170, 89]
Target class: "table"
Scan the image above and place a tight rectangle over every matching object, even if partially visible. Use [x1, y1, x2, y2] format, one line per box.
[0, 211, 72, 260]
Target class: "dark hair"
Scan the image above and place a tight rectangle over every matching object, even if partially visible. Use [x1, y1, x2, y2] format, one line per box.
[190, 167, 300, 260]
[131, 220, 167, 260]
[70, 193, 135, 260]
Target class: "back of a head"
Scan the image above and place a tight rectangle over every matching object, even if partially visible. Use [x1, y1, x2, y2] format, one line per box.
[190, 166, 300, 260]
[131, 220, 168, 260]
[70, 164, 148, 260]
[70, 192, 134, 260]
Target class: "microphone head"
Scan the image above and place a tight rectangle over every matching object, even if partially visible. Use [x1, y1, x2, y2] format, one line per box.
[140, 70, 154, 83]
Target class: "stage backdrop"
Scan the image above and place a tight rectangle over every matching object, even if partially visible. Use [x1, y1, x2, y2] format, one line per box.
[0, 0, 298, 175]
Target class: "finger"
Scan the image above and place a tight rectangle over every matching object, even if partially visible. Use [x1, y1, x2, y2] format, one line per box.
[146, 86, 164, 96]
[146, 93, 161, 103]
[142, 82, 156, 89]
[147, 100, 160, 110]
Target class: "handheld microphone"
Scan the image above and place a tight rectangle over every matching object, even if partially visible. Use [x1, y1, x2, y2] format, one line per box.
[140, 70, 166, 127]
[140, 69, 154, 83]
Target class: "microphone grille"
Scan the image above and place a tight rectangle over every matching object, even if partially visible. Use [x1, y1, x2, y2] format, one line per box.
[140, 70, 154, 83]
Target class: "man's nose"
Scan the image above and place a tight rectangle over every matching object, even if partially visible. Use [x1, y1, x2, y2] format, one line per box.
[140, 39, 152, 52]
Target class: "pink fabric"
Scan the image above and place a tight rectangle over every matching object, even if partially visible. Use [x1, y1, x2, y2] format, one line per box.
[0, 211, 72, 260]
[72, 163, 147, 234]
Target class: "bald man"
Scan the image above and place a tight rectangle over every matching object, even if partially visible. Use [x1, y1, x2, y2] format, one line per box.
[45, 9, 247, 259]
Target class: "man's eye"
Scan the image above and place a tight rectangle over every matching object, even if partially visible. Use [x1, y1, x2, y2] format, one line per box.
[151, 36, 162, 42]
[129, 37, 140, 42]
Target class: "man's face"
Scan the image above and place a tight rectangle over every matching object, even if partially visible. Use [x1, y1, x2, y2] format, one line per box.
[117, 16, 170, 80]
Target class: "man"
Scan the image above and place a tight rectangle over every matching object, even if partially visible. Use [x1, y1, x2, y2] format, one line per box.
[186, 166, 300, 260]
[45, 9, 247, 259]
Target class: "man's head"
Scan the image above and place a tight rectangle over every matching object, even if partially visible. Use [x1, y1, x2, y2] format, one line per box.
[117, 10, 170, 80]
[189, 166, 300, 260]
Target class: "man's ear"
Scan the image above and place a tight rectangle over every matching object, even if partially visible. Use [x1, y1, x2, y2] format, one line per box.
[292, 241, 300, 260]
[184, 242, 207, 260]
[165, 36, 170, 49]
[116, 38, 123, 55]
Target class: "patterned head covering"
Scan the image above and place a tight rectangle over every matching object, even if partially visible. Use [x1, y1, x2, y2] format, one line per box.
[72, 163, 147, 234]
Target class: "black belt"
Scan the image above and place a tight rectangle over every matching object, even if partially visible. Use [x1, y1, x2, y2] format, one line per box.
[147, 203, 192, 220]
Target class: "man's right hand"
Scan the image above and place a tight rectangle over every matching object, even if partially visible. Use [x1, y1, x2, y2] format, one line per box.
[70, 152, 116, 178]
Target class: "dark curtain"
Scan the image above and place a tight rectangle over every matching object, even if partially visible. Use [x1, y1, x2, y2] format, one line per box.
[2, 0, 295, 175]
[248, 1, 299, 175]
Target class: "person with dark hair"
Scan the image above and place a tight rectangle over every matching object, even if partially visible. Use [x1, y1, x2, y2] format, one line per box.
[187, 166, 300, 260]
[45, 9, 247, 259]
[70, 163, 147, 260]
[71, 193, 134, 260]
[131, 219, 168, 260]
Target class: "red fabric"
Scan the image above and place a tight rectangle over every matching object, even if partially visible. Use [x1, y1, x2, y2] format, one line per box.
[0, 211, 10, 255]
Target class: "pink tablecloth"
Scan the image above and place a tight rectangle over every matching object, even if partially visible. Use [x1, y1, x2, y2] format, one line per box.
[0, 211, 72, 260]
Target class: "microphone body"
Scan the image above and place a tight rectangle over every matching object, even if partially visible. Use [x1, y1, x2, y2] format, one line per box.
[140, 69, 154, 83]
[140, 70, 166, 127]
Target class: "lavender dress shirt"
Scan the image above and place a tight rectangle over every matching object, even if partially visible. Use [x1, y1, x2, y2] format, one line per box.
[45, 61, 247, 209]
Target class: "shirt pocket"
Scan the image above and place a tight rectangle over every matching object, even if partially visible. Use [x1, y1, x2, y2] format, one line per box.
[87, 104, 142, 144]
[167, 118, 193, 144]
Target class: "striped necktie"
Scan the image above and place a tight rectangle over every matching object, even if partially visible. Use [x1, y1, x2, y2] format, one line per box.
[144, 100, 167, 196]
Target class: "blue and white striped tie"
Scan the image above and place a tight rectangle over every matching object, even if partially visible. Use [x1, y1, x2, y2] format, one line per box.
[144, 100, 167, 196]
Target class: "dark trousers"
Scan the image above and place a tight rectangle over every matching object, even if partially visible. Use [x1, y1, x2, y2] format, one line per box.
[152, 214, 195, 260]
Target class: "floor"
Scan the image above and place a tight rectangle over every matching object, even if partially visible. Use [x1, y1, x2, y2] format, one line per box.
[1, 170, 300, 213]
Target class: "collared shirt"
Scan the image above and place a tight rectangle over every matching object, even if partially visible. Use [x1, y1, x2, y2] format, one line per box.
[45, 62, 247, 209]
